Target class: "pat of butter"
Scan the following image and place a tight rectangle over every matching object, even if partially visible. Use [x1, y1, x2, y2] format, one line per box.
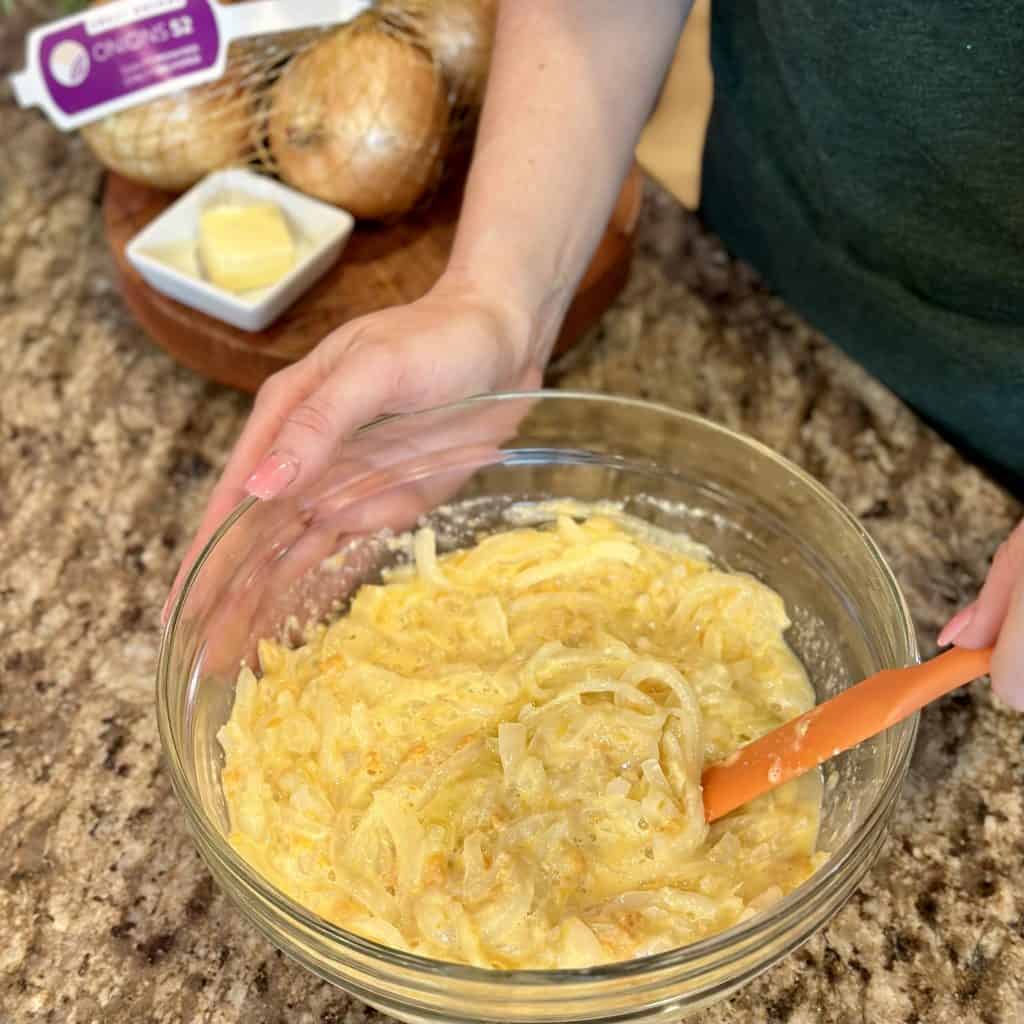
[198, 203, 295, 293]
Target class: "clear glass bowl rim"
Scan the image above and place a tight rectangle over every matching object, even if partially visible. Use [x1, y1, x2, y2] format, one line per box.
[156, 389, 919, 986]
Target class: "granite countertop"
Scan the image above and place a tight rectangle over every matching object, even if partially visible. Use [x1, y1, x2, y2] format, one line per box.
[2, 29, 1023, 1024]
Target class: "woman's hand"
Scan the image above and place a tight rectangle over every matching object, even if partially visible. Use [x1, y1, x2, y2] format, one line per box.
[162, 0, 694, 621]
[939, 519, 1024, 710]
[163, 273, 542, 620]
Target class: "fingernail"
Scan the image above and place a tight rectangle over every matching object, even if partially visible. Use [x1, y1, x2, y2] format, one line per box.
[938, 604, 975, 647]
[245, 452, 299, 500]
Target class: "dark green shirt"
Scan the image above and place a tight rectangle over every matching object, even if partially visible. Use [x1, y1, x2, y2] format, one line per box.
[702, 1, 1024, 492]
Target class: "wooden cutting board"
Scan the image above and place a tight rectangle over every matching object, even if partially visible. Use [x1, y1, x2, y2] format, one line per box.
[102, 165, 643, 393]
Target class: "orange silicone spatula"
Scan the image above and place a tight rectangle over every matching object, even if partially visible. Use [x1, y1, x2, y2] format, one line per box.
[701, 646, 993, 822]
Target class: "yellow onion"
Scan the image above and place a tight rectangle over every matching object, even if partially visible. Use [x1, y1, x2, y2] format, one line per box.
[389, 0, 496, 107]
[268, 21, 449, 220]
[81, 59, 253, 191]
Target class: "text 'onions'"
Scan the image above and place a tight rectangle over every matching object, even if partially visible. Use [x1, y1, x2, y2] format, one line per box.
[268, 22, 449, 220]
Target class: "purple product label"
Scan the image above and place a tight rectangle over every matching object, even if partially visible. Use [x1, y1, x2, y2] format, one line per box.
[38, 0, 220, 117]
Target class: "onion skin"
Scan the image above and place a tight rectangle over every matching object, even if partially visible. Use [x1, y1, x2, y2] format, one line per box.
[389, 0, 497, 107]
[81, 62, 252, 192]
[268, 22, 449, 220]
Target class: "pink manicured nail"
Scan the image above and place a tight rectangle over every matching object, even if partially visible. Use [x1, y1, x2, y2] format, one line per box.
[938, 604, 975, 647]
[245, 452, 299, 500]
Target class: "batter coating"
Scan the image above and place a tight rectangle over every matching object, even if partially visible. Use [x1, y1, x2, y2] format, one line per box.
[220, 511, 824, 968]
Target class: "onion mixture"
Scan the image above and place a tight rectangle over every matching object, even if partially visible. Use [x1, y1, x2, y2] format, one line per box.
[220, 512, 826, 968]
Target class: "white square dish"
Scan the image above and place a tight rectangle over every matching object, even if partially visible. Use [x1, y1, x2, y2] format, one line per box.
[125, 168, 355, 332]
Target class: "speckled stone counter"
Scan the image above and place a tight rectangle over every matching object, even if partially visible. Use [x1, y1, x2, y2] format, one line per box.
[2, 22, 1023, 1024]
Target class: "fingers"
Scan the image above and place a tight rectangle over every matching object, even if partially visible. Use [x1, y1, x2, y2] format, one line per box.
[244, 339, 399, 502]
[936, 602, 977, 648]
[942, 522, 1024, 649]
[162, 359, 323, 622]
[163, 334, 436, 623]
[938, 519, 1024, 712]
[163, 292, 533, 625]
[990, 579, 1024, 710]
[242, 312, 524, 503]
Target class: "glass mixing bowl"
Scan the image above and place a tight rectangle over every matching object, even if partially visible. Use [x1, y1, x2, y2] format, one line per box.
[157, 391, 918, 1023]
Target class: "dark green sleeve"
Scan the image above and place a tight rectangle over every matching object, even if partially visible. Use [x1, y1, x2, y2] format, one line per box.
[701, 0, 1024, 492]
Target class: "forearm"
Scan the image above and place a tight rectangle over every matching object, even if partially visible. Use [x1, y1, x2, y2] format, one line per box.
[448, 0, 691, 363]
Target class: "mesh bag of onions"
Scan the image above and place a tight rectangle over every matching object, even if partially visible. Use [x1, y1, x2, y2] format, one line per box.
[79, 0, 496, 220]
